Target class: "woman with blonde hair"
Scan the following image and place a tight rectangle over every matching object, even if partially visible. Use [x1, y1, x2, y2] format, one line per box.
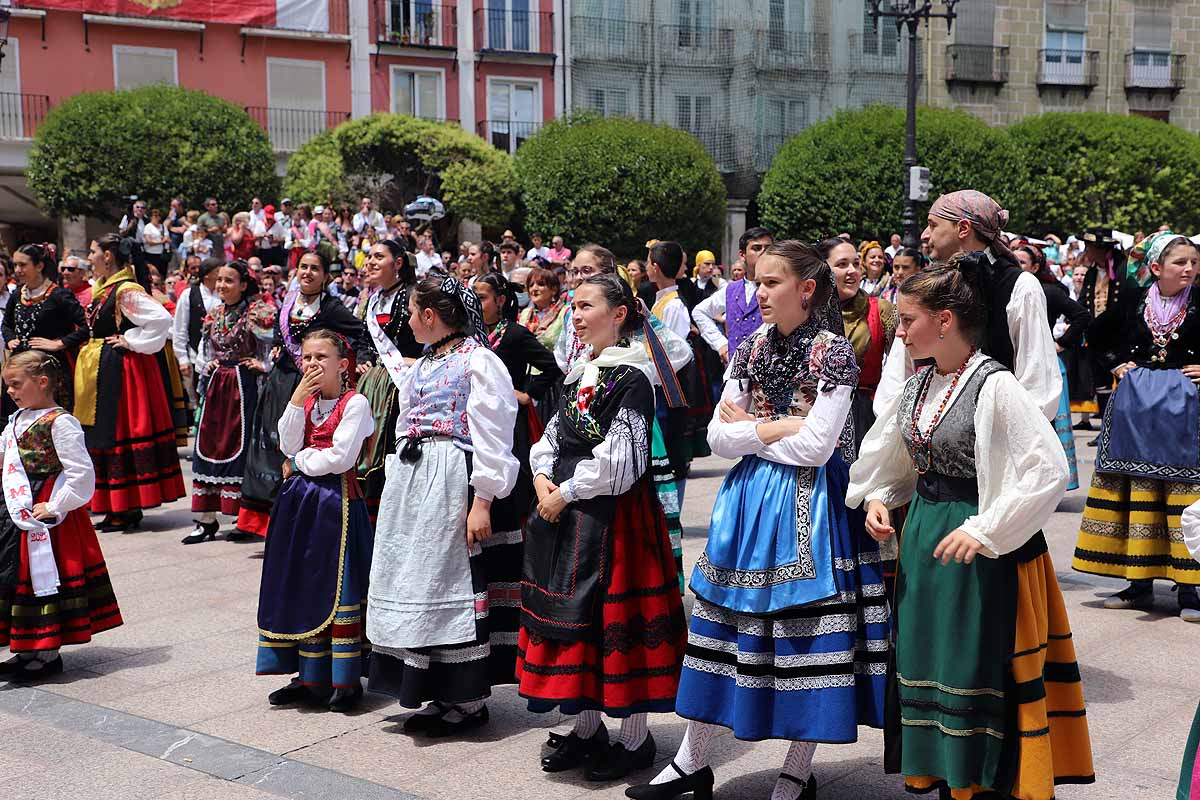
[859, 240, 890, 297]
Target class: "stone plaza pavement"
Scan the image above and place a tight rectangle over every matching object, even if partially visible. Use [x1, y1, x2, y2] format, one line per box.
[0, 429, 1193, 800]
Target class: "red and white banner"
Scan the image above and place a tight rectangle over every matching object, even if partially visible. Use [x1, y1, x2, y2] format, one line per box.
[9, 0, 337, 32]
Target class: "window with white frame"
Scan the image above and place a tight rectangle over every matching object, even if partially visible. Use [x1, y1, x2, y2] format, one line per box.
[0, 38, 22, 139]
[487, 79, 539, 154]
[265, 58, 327, 152]
[113, 46, 178, 92]
[484, 0, 536, 51]
[588, 87, 628, 118]
[675, 94, 712, 135]
[675, 0, 714, 47]
[387, 0, 447, 45]
[392, 68, 444, 120]
[860, 0, 897, 57]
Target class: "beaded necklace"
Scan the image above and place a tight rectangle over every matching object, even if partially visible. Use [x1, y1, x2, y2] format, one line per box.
[1144, 302, 1188, 364]
[426, 332, 465, 361]
[909, 350, 976, 474]
[20, 280, 51, 304]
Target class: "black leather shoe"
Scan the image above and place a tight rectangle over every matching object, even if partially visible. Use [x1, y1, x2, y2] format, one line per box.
[426, 704, 489, 738]
[328, 685, 363, 713]
[225, 529, 257, 543]
[181, 520, 219, 545]
[541, 726, 609, 772]
[10, 655, 63, 682]
[586, 733, 656, 782]
[268, 679, 309, 706]
[403, 702, 450, 733]
[626, 762, 715, 800]
[100, 511, 143, 533]
[776, 772, 817, 800]
[1087, 436, 1099, 447]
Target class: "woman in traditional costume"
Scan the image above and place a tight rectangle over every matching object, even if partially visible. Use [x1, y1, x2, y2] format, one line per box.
[366, 273, 520, 736]
[238, 248, 367, 538]
[848, 260, 1094, 800]
[858, 240, 891, 298]
[77, 235, 184, 533]
[1015, 244, 1090, 491]
[520, 274, 686, 784]
[181, 260, 276, 544]
[628, 241, 886, 800]
[1073, 231, 1200, 620]
[0, 351, 121, 680]
[354, 240, 423, 522]
[256, 329, 373, 712]
[518, 266, 567, 353]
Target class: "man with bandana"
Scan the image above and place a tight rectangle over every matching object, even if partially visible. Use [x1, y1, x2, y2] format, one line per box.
[873, 189, 1061, 421]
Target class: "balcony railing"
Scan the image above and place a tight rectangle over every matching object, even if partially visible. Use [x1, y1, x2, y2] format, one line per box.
[478, 119, 542, 154]
[658, 24, 736, 66]
[475, 7, 554, 54]
[0, 93, 49, 140]
[847, 31, 922, 75]
[13, 0, 349, 35]
[752, 29, 830, 73]
[375, 0, 456, 47]
[245, 107, 350, 152]
[1125, 51, 1185, 92]
[571, 17, 650, 63]
[946, 44, 1009, 86]
[1037, 49, 1100, 89]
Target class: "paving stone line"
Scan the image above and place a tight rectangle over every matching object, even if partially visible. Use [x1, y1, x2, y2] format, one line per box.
[0, 685, 419, 800]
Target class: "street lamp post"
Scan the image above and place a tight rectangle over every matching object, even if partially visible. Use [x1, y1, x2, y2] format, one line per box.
[868, 1, 959, 248]
[0, 9, 11, 73]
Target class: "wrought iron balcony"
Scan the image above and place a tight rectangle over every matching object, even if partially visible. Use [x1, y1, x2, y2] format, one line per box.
[946, 44, 1009, 87]
[1037, 49, 1100, 90]
[475, 7, 554, 54]
[571, 17, 649, 63]
[1125, 51, 1185, 93]
[477, 119, 542, 154]
[0, 92, 49, 140]
[245, 107, 350, 152]
[847, 31, 922, 76]
[375, 0, 456, 48]
[752, 29, 830, 74]
[658, 24, 736, 67]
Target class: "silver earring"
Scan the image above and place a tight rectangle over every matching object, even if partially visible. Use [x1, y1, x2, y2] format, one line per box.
[938, 332, 945, 340]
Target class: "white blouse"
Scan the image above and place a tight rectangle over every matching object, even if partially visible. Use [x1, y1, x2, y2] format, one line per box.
[9, 408, 95, 522]
[530, 402, 650, 504]
[117, 288, 174, 354]
[707, 378, 854, 468]
[553, 309, 694, 384]
[391, 346, 519, 503]
[278, 393, 374, 477]
[872, 267, 1061, 421]
[1183, 499, 1200, 563]
[847, 354, 1069, 558]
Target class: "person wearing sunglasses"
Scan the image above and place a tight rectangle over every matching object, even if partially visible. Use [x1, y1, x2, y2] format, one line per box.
[59, 255, 92, 307]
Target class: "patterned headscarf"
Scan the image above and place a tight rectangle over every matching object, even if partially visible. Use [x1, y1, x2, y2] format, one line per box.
[1142, 229, 1188, 268]
[436, 269, 490, 348]
[930, 189, 1015, 261]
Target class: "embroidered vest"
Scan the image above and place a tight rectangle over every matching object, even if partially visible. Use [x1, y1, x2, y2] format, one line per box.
[403, 339, 478, 447]
[725, 279, 762, 355]
[17, 409, 66, 479]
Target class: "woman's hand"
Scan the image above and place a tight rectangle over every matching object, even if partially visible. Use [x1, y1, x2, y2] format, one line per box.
[718, 398, 754, 423]
[240, 357, 266, 373]
[514, 390, 531, 406]
[537, 488, 568, 524]
[864, 500, 895, 542]
[933, 529, 984, 565]
[27, 337, 64, 352]
[5, 339, 17, 350]
[1113, 361, 1137, 381]
[466, 498, 493, 548]
[534, 474, 557, 504]
[30, 502, 55, 521]
[1182, 364, 1200, 386]
[281, 459, 294, 481]
[289, 364, 322, 405]
[105, 334, 130, 350]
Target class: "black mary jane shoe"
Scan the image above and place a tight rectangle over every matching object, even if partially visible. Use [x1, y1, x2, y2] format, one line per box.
[585, 732, 656, 782]
[776, 772, 817, 800]
[541, 725, 610, 773]
[225, 529, 258, 543]
[1087, 436, 1100, 448]
[625, 762, 715, 800]
[10, 655, 63, 682]
[181, 520, 220, 545]
[545, 730, 567, 748]
[402, 702, 451, 733]
[425, 704, 490, 738]
[268, 679, 310, 706]
[328, 685, 363, 713]
[99, 511, 143, 533]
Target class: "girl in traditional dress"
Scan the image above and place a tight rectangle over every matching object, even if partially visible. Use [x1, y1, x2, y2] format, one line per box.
[2, 243, 87, 419]
[238, 248, 367, 538]
[182, 260, 276, 544]
[77, 235, 184, 533]
[0, 351, 121, 680]
[628, 241, 886, 800]
[256, 329, 374, 713]
[1015, 244, 1090, 491]
[520, 274, 686, 784]
[847, 261, 1094, 800]
[1073, 231, 1200, 620]
[354, 240, 422, 522]
[365, 273, 520, 736]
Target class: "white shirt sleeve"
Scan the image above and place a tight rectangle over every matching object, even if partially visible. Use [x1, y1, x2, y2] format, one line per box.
[1008, 271, 1062, 421]
[706, 378, 853, 467]
[172, 287, 192, 364]
[118, 288, 173, 354]
[846, 386, 918, 510]
[692, 289, 728, 351]
[559, 405, 650, 503]
[45, 414, 95, 520]
[960, 372, 1068, 556]
[529, 412, 559, 479]
[872, 335, 914, 418]
[1182, 499, 1200, 563]
[659, 298, 691, 341]
[467, 348, 520, 502]
[279, 395, 375, 477]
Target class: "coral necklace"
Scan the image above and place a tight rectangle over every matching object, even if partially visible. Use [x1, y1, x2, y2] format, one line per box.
[909, 350, 976, 474]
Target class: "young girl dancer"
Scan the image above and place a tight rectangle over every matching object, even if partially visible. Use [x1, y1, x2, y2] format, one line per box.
[848, 261, 1094, 799]
[628, 241, 887, 800]
[256, 329, 374, 712]
[0, 351, 122, 680]
[520, 274, 687, 783]
[183, 260, 276, 544]
[366, 273, 520, 736]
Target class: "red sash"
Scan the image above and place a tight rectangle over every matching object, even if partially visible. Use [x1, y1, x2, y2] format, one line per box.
[859, 296, 885, 395]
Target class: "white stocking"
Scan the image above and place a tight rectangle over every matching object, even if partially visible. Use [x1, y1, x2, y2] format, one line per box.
[572, 709, 602, 738]
[615, 713, 648, 750]
[771, 741, 817, 800]
[650, 720, 718, 784]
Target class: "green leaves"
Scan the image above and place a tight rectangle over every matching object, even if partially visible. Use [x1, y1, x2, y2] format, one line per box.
[513, 113, 725, 258]
[29, 86, 278, 221]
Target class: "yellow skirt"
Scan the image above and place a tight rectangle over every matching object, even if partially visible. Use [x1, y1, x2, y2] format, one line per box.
[905, 553, 1095, 800]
